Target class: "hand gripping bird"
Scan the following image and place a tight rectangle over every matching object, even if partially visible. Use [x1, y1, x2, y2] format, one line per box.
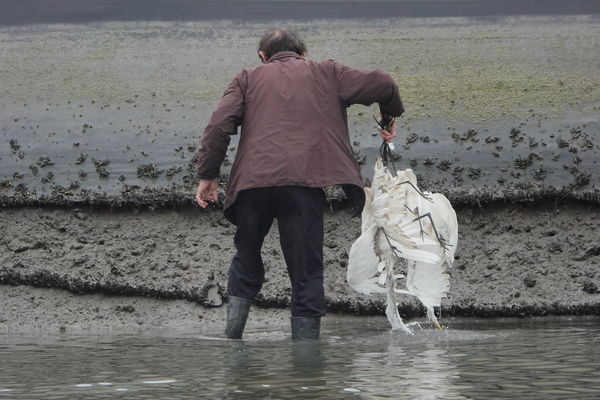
[347, 117, 458, 334]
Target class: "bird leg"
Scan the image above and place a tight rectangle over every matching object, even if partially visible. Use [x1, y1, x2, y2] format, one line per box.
[428, 308, 444, 331]
[403, 204, 428, 243]
[379, 227, 410, 263]
[414, 206, 425, 240]
[375, 114, 397, 170]
[385, 257, 414, 334]
[411, 212, 451, 252]
[373, 114, 396, 131]
[378, 227, 409, 283]
[404, 204, 417, 216]
[393, 181, 433, 201]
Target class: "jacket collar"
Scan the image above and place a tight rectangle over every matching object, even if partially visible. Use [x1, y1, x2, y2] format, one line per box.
[267, 51, 303, 63]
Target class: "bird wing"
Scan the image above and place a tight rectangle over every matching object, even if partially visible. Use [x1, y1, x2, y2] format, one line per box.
[401, 193, 456, 326]
[361, 187, 375, 233]
[429, 193, 459, 264]
[405, 259, 450, 310]
[347, 160, 458, 331]
[347, 224, 387, 295]
[383, 233, 442, 265]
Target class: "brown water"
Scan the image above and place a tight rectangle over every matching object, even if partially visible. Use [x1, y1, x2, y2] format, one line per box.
[0, 316, 598, 399]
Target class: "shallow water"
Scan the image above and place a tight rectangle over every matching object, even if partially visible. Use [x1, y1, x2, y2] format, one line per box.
[0, 316, 598, 399]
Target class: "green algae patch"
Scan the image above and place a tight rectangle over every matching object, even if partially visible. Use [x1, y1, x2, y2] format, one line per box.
[1, 17, 599, 124]
[310, 17, 600, 124]
[389, 71, 599, 123]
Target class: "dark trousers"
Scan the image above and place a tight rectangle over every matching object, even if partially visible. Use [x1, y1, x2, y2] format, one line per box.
[227, 186, 326, 317]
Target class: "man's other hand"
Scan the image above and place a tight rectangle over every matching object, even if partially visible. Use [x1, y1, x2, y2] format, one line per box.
[196, 179, 218, 208]
[379, 121, 397, 143]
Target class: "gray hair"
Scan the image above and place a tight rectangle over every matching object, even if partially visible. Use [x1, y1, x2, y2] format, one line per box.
[258, 28, 307, 59]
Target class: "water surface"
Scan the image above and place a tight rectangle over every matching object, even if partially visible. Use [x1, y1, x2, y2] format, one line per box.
[0, 316, 598, 399]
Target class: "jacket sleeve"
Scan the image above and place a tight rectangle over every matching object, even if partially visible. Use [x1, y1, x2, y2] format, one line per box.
[333, 62, 404, 117]
[197, 71, 246, 180]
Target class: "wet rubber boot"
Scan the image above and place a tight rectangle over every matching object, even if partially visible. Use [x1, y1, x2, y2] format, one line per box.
[291, 317, 321, 340]
[225, 296, 252, 339]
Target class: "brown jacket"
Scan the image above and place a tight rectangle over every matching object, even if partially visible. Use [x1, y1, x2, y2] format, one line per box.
[197, 51, 404, 223]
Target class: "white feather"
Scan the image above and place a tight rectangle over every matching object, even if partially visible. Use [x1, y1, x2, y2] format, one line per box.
[347, 156, 459, 332]
[361, 187, 375, 233]
[347, 225, 386, 295]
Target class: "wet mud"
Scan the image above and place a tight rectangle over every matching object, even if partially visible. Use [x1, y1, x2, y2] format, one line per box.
[1, 16, 599, 329]
[1, 97, 599, 208]
[1, 17, 599, 209]
[1, 200, 599, 331]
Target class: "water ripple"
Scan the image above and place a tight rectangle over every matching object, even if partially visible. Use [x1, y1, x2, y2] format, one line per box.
[0, 316, 598, 399]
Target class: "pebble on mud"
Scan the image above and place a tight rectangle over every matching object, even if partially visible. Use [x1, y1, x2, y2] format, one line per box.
[40, 172, 54, 183]
[574, 246, 600, 261]
[405, 133, 418, 145]
[166, 166, 182, 177]
[582, 281, 599, 294]
[352, 149, 366, 165]
[37, 155, 54, 167]
[82, 123, 93, 133]
[9, 139, 20, 152]
[509, 128, 525, 146]
[204, 285, 223, 307]
[137, 164, 162, 179]
[533, 167, 546, 181]
[570, 170, 591, 188]
[523, 275, 537, 288]
[513, 153, 541, 170]
[547, 242, 563, 254]
[437, 159, 452, 171]
[75, 153, 88, 164]
[468, 167, 481, 180]
[93, 159, 110, 178]
[73, 211, 88, 220]
[115, 304, 135, 313]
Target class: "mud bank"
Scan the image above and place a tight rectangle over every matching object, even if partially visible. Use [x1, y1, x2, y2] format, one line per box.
[1, 199, 599, 331]
[2, 17, 600, 208]
[1, 14, 599, 331]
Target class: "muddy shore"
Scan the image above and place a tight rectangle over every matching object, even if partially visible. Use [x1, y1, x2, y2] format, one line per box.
[2, 17, 600, 208]
[1, 199, 599, 333]
[1, 14, 599, 331]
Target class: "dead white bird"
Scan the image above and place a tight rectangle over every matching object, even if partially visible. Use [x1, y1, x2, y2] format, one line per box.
[347, 152, 458, 334]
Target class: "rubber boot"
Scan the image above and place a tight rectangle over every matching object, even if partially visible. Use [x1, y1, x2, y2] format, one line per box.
[225, 296, 252, 339]
[291, 317, 321, 340]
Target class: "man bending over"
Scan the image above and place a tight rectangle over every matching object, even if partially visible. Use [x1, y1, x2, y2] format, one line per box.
[196, 28, 403, 340]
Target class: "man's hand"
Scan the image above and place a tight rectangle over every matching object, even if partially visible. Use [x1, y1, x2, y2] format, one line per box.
[196, 179, 218, 208]
[379, 121, 397, 143]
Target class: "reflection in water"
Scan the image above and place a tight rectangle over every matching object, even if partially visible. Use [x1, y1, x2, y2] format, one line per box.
[0, 317, 599, 399]
[348, 331, 465, 399]
[225, 340, 330, 399]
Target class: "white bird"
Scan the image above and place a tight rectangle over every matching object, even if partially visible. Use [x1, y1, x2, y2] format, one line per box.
[347, 155, 458, 334]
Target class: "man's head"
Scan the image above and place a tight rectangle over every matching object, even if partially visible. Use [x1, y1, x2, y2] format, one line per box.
[258, 28, 307, 63]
